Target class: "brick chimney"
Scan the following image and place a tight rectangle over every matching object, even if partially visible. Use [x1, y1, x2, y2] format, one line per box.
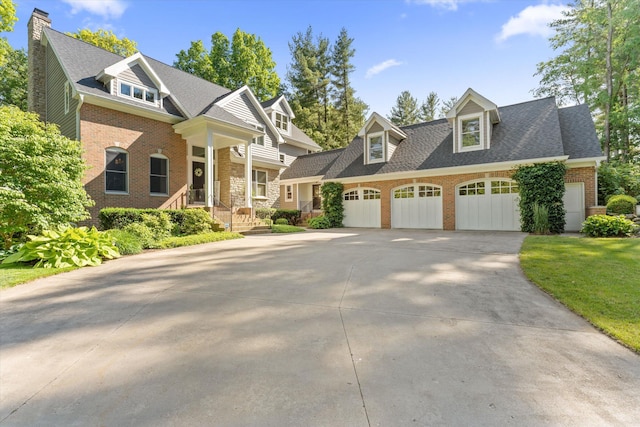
[27, 8, 51, 120]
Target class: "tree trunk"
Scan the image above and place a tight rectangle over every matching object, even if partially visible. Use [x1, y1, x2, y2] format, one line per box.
[604, 1, 613, 161]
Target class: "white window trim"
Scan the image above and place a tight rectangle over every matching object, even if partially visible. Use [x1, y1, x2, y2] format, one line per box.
[64, 82, 70, 115]
[150, 153, 169, 196]
[457, 113, 484, 152]
[366, 131, 386, 164]
[118, 80, 159, 106]
[252, 135, 265, 146]
[252, 169, 268, 199]
[275, 112, 290, 133]
[285, 184, 293, 202]
[105, 147, 129, 194]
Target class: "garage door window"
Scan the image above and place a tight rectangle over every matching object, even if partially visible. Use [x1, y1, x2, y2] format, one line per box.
[344, 190, 359, 201]
[363, 189, 380, 200]
[491, 180, 518, 194]
[418, 185, 441, 197]
[459, 182, 485, 196]
[394, 187, 414, 199]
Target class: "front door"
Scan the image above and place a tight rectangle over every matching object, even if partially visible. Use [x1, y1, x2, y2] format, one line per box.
[191, 161, 205, 203]
[312, 184, 322, 210]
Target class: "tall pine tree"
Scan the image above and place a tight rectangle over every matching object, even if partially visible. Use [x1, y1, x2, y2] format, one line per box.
[388, 90, 420, 126]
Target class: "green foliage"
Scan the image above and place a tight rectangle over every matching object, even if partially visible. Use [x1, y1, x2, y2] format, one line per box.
[0, 0, 17, 66]
[175, 29, 280, 101]
[388, 90, 420, 126]
[255, 207, 276, 219]
[174, 209, 213, 235]
[321, 182, 344, 227]
[581, 215, 638, 237]
[271, 209, 301, 226]
[0, 242, 21, 261]
[420, 92, 440, 122]
[140, 213, 172, 243]
[598, 162, 640, 204]
[2, 226, 119, 268]
[512, 162, 567, 233]
[606, 194, 638, 214]
[121, 222, 155, 249]
[0, 106, 93, 248]
[532, 203, 550, 235]
[271, 224, 305, 233]
[157, 232, 243, 249]
[109, 229, 143, 255]
[67, 28, 137, 56]
[100, 208, 213, 236]
[0, 46, 27, 110]
[307, 215, 331, 229]
[274, 218, 289, 225]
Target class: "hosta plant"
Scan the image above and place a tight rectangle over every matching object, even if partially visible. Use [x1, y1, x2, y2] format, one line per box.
[2, 226, 120, 268]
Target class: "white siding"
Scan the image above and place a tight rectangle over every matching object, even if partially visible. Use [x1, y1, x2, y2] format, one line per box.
[224, 93, 279, 160]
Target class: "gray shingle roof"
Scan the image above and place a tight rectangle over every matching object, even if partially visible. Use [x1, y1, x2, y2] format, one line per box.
[284, 124, 322, 151]
[318, 97, 601, 180]
[281, 148, 345, 180]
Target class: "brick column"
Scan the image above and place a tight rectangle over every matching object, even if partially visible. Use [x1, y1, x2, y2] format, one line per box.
[218, 147, 231, 207]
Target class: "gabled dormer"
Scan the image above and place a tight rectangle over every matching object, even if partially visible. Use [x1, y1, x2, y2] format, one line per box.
[446, 88, 500, 153]
[96, 52, 170, 109]
[261, 95, 295, 136]
[358, 112, 407, 165]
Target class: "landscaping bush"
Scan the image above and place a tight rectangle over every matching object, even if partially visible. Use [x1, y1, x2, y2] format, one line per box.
[255, 207, 276, 220]
[122, 222, 155, 249]
[606, 194, 638, 215]
[140, 213, 172, 243]
[157, 232, 243, 248]
[99, 208, 159, 230]
[580, 215, 638, 237]
[307, 215, 331, 229]
[321, 182, 344, 227]
[271, 209, 301, 226]
[2, 226, 119, 268]
[598, 162, 640, 205]
[532, 203, 550, 235]
[109, 229, 143, 255]
[177, 209, 213, 235]
[275, 218, 289, 225]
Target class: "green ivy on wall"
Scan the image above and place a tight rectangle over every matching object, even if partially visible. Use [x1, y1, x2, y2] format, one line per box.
[512, 162, 567, 233]
[321, 182, 344, 227]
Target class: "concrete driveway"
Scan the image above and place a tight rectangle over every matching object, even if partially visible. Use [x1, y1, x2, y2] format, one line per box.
[1, 229, 639, 426]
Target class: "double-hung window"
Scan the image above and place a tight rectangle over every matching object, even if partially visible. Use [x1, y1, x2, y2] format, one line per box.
[285, 185, 293, 201]
[458, 114, 483, 151]
[105, 147, 128, 193]
[275, 112, 289, 132]
[150, 154, 168, 195]
[252, 170, 267, 198]
[367, 132, 384, 163]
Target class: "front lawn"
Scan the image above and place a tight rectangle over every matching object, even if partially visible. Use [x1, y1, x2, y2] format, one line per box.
[271, 224, 305, 233]
[520, 236, 640, 352]
[0, 264, 77, 290]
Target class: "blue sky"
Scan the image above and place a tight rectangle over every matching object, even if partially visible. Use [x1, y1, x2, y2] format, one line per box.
[7, 0, 570, 116]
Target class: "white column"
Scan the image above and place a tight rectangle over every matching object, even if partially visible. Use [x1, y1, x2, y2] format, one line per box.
[205, 129, 214, 207]
[245, 141, 252, 208]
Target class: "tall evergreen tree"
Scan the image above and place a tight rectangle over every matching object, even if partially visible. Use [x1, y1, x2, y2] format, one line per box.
[175, 29, 280, 101]
[388, 90, 420, 126]
[420, 91, 440, 122]
[439, 96, 459, 118]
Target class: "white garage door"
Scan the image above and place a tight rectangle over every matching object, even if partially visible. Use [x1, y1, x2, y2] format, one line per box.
[391, 184, 443, 229]
[342, 188, 381, 228]
[456, 180, 520, 231]
[564, 183, 585, 231]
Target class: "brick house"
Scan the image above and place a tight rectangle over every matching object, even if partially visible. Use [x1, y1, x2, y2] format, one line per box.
[280, 89, 605, 231]
[27, 9, 320, 227]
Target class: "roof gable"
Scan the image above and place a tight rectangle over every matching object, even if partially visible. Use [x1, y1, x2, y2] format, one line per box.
[358, 112, 407, 139]
[96, 52, 170, 97]
[446, 88, 500, 124]
[261, 95, 295, 118]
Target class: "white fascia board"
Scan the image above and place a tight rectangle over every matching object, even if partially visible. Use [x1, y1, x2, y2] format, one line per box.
[173, 115, 262, 140]
[276, 96, 296, 119]
[214, 85, 284, 143]
[358, 112, 407, 139]
[322, 155, 570, 185]
[96, 52, 170, 97]
[566, 156, 606, 168]
[280, 176, 324, 185]
[446, 88, 499, 121]
[81, 92, 183, 124]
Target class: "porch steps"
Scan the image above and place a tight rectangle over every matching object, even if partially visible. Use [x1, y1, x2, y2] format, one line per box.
[231, 214, 271, 235]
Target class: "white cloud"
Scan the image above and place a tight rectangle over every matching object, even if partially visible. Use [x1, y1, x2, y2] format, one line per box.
[61, 0, 128, 19]
[496, 4, 569, 42]
[366, 59, 404, 79]
[407, 0, 475, 11]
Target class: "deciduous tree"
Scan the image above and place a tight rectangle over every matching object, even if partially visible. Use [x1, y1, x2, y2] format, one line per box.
[0, 0, 17, 65]
[0, 46, 26, 110]
[68, 28, 137, 56]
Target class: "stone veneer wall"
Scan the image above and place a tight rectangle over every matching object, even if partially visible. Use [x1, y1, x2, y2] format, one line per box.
[228, 163, 281, 210]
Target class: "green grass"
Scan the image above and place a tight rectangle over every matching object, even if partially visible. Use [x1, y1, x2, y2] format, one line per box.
[157, 231, 244, 248]
[520, 235, 640, 352]
[271, 224, 305, 233]
[0, 263, 77, 289]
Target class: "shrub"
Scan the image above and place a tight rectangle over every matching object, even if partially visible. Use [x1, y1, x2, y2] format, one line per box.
[275, 218, 289, 225]
[581, 215, 638, 237]
[598, 162, 640, 205]
[307, 215, 331, 229]
[122, 222, 155, 249]
[157, 232, 243, 249]
[321, 182, 344, 227]
[2, 226, 119, 268]
[109, 229, 143, 255]
[606, 194, 638, 215]
[255, 207, 276, 220]
[512, 162, 567, 233]
[271, 224, 305, 233]
[140, 213, 172, 243]
[178, 209, 213, 235]
[271, 209, 301, 226]
[99, 208, 158, 230]
[532, 203, 550, 235]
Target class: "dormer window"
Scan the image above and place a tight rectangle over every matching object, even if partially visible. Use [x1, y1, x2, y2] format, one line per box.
[275, 112, 289, 132]
[119, 81, 157, 105]
[367, 132, 385, 163]
[458, 113, 484, 152]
